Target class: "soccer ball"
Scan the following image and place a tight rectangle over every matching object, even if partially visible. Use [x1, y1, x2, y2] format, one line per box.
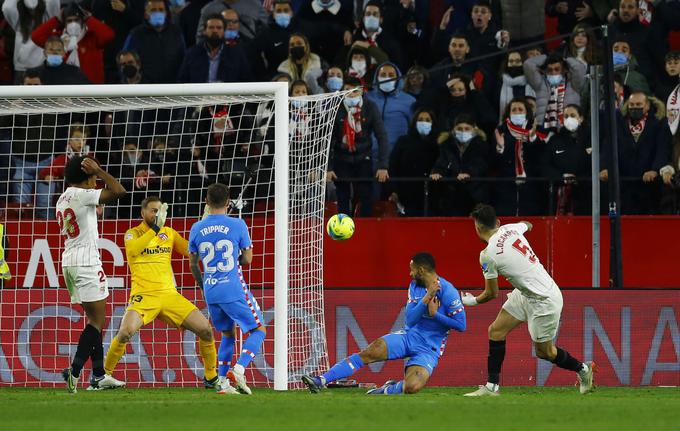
[326, 213, 355, 241]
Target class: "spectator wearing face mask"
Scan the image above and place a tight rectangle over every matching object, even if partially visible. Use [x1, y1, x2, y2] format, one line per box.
[2, 0, 59, 83]
[124, 0, 185, 83]
[323, 66, 343, 92]
[31, 2, 114, 84]
[327, 77, 389, 218]
[523, 53, 587, 133]
[277, 32, 323, 94]
[116, 49, 145, 83]
[600, 91, 672, 214]
[348, 1, 402, 70]
[367, 62, 415, 160]
[90, 0, 146, 83]
[178, 14, 251, 83]
[197, 0, 268, 41]
[542, 104, 592, 215]
[341, 45, 376, 88]
[430, 113, 489, 216]
[251, 0, 317, 80]
[27, 35, 90, 84]
[656, 51, 680, 103]
[496, 50, 536, 123]
[612, 37, 650, 94]
[433, 73, 496, 139]
[388, 107, 440, 217]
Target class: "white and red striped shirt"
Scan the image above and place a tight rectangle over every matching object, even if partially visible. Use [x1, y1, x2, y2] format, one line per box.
[56, 187, 102, 267]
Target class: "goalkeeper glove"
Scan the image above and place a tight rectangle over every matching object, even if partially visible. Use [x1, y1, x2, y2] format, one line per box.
[462, 292, 478, 306]
[150, 203, 169, 234]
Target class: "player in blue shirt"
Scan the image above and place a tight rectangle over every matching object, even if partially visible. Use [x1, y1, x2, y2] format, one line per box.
[188, 183, 265, 395]
[301, 252, 466, 395]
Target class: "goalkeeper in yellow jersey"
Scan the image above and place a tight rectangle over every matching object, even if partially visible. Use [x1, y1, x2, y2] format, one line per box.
[104, 196, 227, 392]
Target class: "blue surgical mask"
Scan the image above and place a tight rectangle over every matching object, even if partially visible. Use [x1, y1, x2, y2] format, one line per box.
[416, 121, 432, 136]
[363, 15, 380, 32]
[46, 54, 63, 67]
[170, 0, 185, 6]
[225, 30, 239, 40]
[613, 52, 628, 66]
[546, 74, 563, 86]
[291, 99, 307, 109]
[274, 13, 291, 28]
[326, 76, 343, 92]
[510, 114, 526, 126]
[378, 77, 396, 93]
[149, 11, 166, 27]
[455, 130, 475, 143]
[344, 95, 362, 108]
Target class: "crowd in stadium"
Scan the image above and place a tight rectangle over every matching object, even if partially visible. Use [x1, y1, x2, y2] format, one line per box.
[1, 0, 680, 218]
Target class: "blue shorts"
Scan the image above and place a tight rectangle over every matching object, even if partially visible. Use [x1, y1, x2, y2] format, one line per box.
[208, 290, 264, 333]
[381, 331, 440, 375]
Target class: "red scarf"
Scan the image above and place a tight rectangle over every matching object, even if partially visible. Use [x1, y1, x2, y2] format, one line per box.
[543, 83, 566, 130]
[628, 113, 648, 142]
[505, 118, 531, 178]
[342, 102, 363, 152]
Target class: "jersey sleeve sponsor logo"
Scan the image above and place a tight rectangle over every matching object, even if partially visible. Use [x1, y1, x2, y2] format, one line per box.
[451, 298, 462, 308]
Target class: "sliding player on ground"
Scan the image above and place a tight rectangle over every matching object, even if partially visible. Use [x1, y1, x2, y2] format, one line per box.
[104, 196, 219, 389]
[59, 156, 126, 392]
[463, 204, 595, 396]
[302, 252, 466, 395]
[188, 183, 265, 395]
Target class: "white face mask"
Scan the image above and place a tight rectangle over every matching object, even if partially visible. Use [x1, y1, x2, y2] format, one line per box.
[23, 0, 38, 9]
[351, 59, 367, 76]
[66, 22, 82, 37]
[564, 117, 580, 132]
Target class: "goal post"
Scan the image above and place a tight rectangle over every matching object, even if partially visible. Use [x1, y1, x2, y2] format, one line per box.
[0, 83, 346, 390]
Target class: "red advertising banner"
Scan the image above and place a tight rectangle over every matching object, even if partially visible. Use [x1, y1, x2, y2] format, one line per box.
[1, 289, 678, 387]
[4, 217, 680, 290]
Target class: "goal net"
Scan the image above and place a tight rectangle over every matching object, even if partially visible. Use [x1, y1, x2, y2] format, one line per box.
[0, 83, 346, 390]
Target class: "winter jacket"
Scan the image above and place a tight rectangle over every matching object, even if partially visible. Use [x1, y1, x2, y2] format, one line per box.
[366, 61, 415, 153]
[328, 97, 389, 171]
[496, 73, 536, 122]
[277, 53, 324, 94]
[613, 56, 650, 94]
[124, 21, 185, 84]
[431, 132, 489, 178]
[252, 17, 316, 80]
[523, 54, 587, 124]
[542, 127, 591, 180]
[32, 16, 114, 84]
[28, 62, 90, 85]
[609, 17, 667, 80]
[2, 0, 59, 72]
[197, 0, 269, 40]
[177, 42, 251, 83]
[433, 90, 497, 134]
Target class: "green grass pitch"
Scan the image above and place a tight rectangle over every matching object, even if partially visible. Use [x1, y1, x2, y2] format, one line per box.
[1, 387, 678, 431]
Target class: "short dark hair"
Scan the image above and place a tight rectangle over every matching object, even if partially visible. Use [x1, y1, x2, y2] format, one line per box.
[471, 204, 497, 231]
[344, 76, 362, 89]
[64, 156, 92, 185]
[411, 252, 436, 272]
[205, 13, 226, 28]
[454, 113, 476, 127]
[23, 69, 41, 81]
[45, 35, 64, 48]
[141, 196, 161, 208]
[206, 183, 230, 208]
[473, 0, 492, 10]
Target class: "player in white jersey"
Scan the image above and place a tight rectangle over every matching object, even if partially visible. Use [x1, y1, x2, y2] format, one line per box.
[58, 156, 126, 393]
[462, 204, 595, 396]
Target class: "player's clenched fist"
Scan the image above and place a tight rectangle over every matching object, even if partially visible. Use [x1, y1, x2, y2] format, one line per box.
[462, 292, 478, 306]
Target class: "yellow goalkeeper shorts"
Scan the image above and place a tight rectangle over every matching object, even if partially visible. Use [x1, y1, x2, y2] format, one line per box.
[126, 290, 198, 329]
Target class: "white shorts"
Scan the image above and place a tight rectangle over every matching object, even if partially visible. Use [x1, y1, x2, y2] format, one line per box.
[63, 265, 109, 304]
[502, 288, 563, 343]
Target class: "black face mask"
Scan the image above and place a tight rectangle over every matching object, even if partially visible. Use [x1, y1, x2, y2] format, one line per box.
[450, 95, 466, 106]
[290, 46, 305, 60]
[629, 107, 645, 121]
[206, 35, 223, 48]
[506, 66, 523, 78]
[122, 64, 138, 79]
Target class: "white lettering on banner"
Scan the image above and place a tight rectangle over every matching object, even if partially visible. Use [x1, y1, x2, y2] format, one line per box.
[335, 306, 406, 373]
[23, 239, 59, 288]
[98, 238, 124, 288]
[642, 307, 680, 385]
[584, 306, 631, 385]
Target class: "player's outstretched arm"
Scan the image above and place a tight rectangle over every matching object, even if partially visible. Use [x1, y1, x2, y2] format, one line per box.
[520, 220, 533, 232]
[189, 252, 203, 288]
[463, 278, 499, 306]
[81, 158, 126, 204]
[432, 309, 467, 332]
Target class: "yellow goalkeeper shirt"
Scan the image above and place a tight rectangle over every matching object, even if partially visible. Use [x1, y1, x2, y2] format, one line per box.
[124, 222, 189, 296]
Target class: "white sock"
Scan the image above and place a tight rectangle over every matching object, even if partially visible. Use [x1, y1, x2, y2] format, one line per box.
[233, 364, 245, 375]
[319, 376, 327, 385]
[485, 382, 499, 392]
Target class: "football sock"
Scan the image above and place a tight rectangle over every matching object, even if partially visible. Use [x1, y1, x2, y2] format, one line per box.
[71, 324, 99, 378]
[321, 353, 365, 384]
[199, 338, 217, 381]
[487, 339, 506, 385]
[90, 327, 105, 378]
[551, 347, 583, 372]
[385, 380, 404, 395]
[104, 336, 127, 376]
[235, 329, 266, 370]
[218, 335, 235, 377]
